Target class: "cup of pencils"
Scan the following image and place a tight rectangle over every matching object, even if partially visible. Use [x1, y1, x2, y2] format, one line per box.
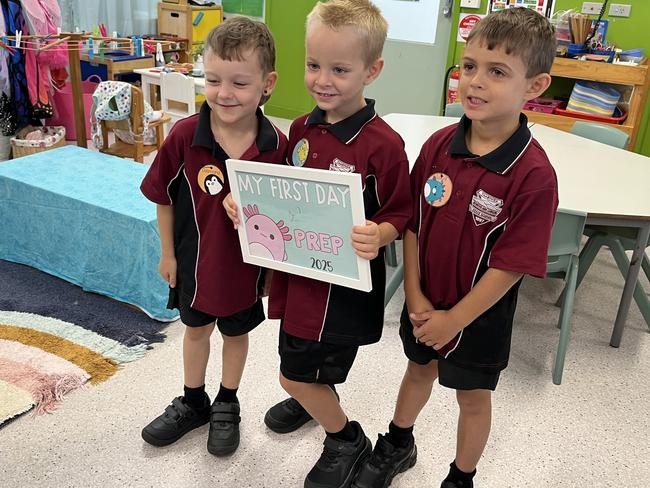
[569, 13, 592, 46]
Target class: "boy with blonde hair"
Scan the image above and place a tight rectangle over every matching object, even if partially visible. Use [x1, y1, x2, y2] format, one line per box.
[252, 1, 411, 486]
[352, 8, 558, 488]
[140, 16, 288, 456]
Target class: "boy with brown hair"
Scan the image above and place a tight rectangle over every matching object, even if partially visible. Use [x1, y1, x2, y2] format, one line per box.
[352, 8, 558, 488]
[139, 16, 288, 456]
[226, 0, 411, 486]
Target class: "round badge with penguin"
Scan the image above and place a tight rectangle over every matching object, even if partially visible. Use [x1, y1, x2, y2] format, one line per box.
[198, 165, 225, 196]
[291, 138, 309, 167]
[424, 172, 452, 207]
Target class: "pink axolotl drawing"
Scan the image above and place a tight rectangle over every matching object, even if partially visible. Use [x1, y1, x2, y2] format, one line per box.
[243, 204, 292, 261]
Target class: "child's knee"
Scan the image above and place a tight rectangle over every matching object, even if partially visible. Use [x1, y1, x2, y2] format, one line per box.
[279, 373, 308, 398]
[456, 389, 491, 414]
[221, 332, 248, 345]
[406, 360, 438, 384]
[184, 324, 214, 341]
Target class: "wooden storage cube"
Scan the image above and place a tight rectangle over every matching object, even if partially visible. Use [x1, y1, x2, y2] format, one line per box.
[157, 3, 222, 44]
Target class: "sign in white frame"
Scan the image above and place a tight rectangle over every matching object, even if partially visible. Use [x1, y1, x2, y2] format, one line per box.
[226, 159, 372, 292]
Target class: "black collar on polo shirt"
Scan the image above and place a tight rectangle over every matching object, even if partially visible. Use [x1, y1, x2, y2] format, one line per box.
[191, 102, 279, 156]
[305, 98, 377, 144]
[449, 113, 532, 174]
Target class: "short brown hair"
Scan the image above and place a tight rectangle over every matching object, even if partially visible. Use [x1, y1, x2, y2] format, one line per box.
[204, 16, 276, 75]
[466, 8, 556, 77]
[306, 0, 388, 66]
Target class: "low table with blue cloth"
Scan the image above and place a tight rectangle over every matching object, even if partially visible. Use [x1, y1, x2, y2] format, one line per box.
[0, 145, 178, 321]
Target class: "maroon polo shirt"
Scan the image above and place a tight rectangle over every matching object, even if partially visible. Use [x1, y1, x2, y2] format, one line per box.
[411, 114, 558, 372]
[140, 103, 288, 317]
[268, 100, 412, 345]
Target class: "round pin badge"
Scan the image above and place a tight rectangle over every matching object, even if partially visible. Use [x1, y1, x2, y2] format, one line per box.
[423, 172, 452, 207]
[291, 138, 309, 166]
[197, 165, 224, 196]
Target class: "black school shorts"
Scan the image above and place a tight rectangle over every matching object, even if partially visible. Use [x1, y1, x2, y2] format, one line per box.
[399, 304, 500, 391]
[167, 286, 265, 336]
[278, 328, 359, 385]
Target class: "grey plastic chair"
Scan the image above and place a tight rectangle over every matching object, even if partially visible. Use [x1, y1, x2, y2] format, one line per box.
[546, 208, 587, 384]
[570, 121, 629, 149]
[444, 102, 464, 117]
[560, 121, 650, 328]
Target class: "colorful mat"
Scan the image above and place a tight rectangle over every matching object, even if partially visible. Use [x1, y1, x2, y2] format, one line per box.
[0, 260, 171, 426]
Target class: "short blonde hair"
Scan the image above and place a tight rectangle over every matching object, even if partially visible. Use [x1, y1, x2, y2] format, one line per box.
[306, 0, 388, 66]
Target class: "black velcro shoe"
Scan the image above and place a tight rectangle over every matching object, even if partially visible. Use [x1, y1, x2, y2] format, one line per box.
[141, 396, 210, 447]
[304, 421, 372, 488]
[207, 401, 241, 456]
[441, 480, 473, 488]
[352, 434, 417, 488]
[264, 397, 313, 434]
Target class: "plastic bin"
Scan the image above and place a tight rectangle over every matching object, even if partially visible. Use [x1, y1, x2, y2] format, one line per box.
[555, 106, 628, 125]
[523, 97, 566, 114]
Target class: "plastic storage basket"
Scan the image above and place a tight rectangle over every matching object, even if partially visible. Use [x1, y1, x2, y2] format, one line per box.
[10, 126, 66, 158]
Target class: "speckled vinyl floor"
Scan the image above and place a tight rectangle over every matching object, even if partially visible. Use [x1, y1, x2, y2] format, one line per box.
[1, 243, 649, 488]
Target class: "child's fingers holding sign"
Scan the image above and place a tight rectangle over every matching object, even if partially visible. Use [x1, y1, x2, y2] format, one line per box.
[223, 193, 240, 228]
[351, 220, 381, 260]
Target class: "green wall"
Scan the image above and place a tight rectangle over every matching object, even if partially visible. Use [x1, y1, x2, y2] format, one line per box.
[264, 0, 315, 120]
[447, 0, 650, 155]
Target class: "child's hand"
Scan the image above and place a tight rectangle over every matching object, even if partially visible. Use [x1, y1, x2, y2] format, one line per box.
[223, 193, 240, 228]
[159, 255, 177, 288]
[351, 220, 381, 260]
[412, 310, 462, 350]
[407, 294, 435, 328]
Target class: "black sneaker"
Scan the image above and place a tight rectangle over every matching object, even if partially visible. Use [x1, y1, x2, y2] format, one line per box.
[264, 397, 313, 433]
[304, 421, 372, 488]
[265, 390, 340, 434]
[141, 396, 210, 447]
[441, 480, 473, 488]
[207, 401, 241, 456]
[352, 434, 417, 488]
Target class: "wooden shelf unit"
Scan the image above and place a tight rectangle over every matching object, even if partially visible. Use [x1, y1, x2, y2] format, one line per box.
[525, 57, 650, 149]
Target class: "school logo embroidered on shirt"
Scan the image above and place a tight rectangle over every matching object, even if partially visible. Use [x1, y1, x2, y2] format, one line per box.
[292, 138, 309, 167]
[329, 158, 355, 172]
[469, 189, 503, 226]
[197, 165, 224, 195]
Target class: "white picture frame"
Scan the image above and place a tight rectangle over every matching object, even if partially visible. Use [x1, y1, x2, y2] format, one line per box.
[226, 159, 372, 292]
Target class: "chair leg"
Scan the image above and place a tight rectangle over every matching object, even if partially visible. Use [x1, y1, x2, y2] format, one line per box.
[384, 263, 404, 308]
[555, 233, 606, 309]
[386, 241, 398, 267]
[553, 255, 579, 385]
[607, 237, 650, 330]
[156, 125, 165, 150]
[642, 252, 650, 283]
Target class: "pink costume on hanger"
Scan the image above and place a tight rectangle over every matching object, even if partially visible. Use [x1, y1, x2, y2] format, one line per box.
[21, 0, 67, 108]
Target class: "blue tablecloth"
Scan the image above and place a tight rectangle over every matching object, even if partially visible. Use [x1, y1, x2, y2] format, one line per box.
[0, 145, 178, 321]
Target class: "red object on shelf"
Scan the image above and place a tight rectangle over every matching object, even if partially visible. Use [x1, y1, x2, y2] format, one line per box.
[554, 107, 628, 125]
[523, 97, 566, 114]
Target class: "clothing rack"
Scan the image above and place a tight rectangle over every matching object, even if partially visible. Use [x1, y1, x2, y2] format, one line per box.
[1, 32, 175, 147]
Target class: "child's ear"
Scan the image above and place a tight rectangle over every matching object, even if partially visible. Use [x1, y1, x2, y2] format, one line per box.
[264, 71, 279, 95]
[524, 72, 552, 101]
[364, 58, 384, 85]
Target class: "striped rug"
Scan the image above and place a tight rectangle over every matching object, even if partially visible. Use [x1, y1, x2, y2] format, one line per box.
[0, 261, 171, 426]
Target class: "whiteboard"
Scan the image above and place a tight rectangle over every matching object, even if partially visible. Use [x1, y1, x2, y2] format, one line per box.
[374, 0, 440, 45]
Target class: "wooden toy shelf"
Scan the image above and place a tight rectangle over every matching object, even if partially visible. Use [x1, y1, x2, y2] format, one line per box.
[524, 57, 650, 149]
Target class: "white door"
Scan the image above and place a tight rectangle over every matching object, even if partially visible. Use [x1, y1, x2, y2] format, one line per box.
[366, 0, 454, 117]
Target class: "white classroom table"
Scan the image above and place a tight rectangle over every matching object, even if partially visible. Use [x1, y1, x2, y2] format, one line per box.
[134, 68, 205, 106]
[384, 113, 650, 348]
